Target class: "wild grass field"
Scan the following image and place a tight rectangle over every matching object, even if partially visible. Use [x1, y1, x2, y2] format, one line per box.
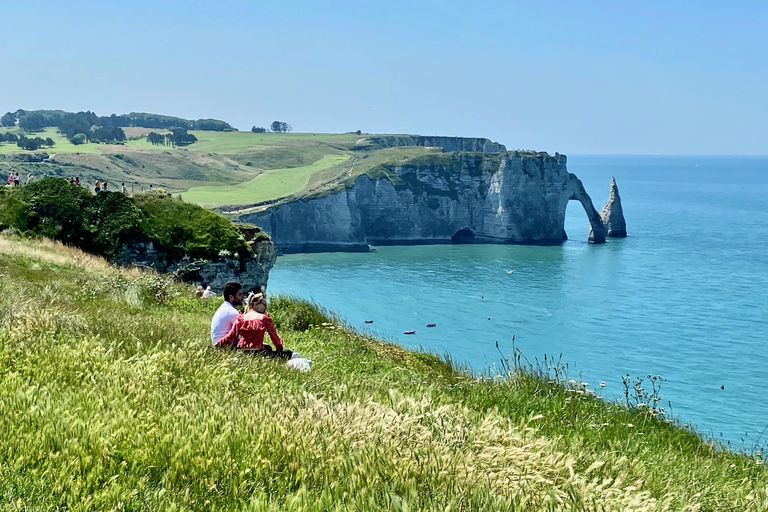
[0, 234, 766, 511]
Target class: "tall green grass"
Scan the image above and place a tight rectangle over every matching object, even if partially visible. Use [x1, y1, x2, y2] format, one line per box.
[0, 235, 766, 511]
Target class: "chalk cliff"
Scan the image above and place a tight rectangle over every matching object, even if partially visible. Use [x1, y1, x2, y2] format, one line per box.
[114, 238, 277, 293]
[238, 148, 607, 253]
[600, 177, 627, 237]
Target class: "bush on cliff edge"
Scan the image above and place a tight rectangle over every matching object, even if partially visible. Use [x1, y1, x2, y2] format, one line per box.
[0, 178, 254, 261]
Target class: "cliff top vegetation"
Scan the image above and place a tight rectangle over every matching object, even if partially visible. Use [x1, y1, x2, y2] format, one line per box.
[0, 178, 259, 261]
[0, 234, 766, 510]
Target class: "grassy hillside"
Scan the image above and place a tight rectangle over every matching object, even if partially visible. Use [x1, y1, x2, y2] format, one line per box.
[182, 154, 351, 207]
[0, 235, 766, 511]
[0, 130, 469, 209]
[0, 126, 102, 155]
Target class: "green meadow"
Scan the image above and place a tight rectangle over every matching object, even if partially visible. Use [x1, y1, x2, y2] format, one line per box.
[0, 234, 767, 511]
[0, 127, 102, 155]
[124, 131, 362, 154]
[1, 130, 432, 208]
[182, 154, 351, 207]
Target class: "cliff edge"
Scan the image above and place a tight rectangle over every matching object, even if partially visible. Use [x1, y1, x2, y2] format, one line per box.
[238, 149, 607, 253]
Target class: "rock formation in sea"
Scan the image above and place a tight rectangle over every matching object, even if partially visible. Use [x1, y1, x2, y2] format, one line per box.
[600, 177, 627, 237]
[238, 143, 608, 253]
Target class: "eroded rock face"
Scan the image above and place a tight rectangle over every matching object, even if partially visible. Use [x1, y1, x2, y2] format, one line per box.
[240, 151, 607, 252]
[600, 177, 627, 238]
[113, 239, 278, 293]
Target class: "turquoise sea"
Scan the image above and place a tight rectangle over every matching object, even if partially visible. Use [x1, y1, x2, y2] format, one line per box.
[268, 155, 768, 451]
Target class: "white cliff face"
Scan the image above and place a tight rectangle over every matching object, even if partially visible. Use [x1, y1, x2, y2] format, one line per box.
[240, 151, 607, 252]
[600, 177, 627, 238]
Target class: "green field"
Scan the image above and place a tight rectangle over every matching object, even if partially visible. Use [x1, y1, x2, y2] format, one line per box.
[182, 154, 351, 206]
[124, 131, 362, 154]
[0, 127, 103, 155]
[0, 234, 766, 510]
[0, 129, 472, 209]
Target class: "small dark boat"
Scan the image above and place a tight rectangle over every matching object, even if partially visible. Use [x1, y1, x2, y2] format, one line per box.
[426, 323, 436, 327]
[364, 320, 374, 324]
[403, 330, 416, 335]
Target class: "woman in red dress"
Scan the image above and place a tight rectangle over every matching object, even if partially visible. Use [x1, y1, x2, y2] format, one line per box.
[215, 292, 292, 358]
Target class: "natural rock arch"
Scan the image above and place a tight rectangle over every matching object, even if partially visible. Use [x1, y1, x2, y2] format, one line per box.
[559, 174, 607, 244]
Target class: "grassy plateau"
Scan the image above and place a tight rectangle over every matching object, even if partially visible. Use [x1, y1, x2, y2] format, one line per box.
[0, 235, 766, 511]
[0, 129, 449, 209]
[182, 154, 351, 207]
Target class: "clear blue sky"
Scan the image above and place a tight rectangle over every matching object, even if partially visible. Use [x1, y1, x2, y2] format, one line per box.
[4, 0, 766, 154]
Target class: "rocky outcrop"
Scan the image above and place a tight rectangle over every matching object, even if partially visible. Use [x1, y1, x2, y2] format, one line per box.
[239, 151, 607, 253]
[600, 177, 627, 237]
[112, 238, 277, 293]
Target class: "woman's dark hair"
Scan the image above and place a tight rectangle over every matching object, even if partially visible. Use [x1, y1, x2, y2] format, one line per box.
[223, 281, 242, 303]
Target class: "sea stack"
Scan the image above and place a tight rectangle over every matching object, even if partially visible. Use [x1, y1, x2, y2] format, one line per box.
[600, 177, 627, 237]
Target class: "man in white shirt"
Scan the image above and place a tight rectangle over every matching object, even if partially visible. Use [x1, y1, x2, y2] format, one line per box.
[210, 282, 244, 346]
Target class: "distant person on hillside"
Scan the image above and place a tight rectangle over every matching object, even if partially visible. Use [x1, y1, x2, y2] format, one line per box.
[13, 173, 20, 187]
[26, 173, 32, 184]
[211, 282, 244, 347]
[215, 292, 292, 359]
[195, 285, 204, 298]
[74, 177, 80, 186]
[6, 174, 13, 187]
[102, 181, 109, 192]
[202, 286, 216, 298]
[94, 179, 101, 193]
[121, 182, 127, 194]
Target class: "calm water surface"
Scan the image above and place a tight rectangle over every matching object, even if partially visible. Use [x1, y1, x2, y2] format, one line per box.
[269, 155, 768, 450]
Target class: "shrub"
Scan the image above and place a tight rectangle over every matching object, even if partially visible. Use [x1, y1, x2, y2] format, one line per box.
[5, 177, 91, 245]
[82, 191, 143, 258]
[132, 193, 251, 261]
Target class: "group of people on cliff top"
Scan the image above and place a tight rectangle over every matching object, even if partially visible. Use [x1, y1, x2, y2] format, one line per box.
[5, 173, 32, 186]
[209, 281, 292, 359]
[93, 179, 128, 194]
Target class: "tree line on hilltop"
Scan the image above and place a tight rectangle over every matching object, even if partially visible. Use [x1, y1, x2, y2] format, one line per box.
[0, 132, 55, 151]
[146, 129, 198, 147]
[0, 109, 235, 147]
[251, 121, 292, 133]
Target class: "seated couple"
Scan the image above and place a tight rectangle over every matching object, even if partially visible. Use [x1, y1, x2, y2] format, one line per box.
[210, 281, 292, 358]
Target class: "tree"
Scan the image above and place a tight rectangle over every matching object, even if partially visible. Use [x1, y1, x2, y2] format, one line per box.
[1, 112, 15, 127]
[168, 128, 197, 147]
[270, 121, 292, 133]
[251, 126, 266, 133]
[45, 138, 55, 147]
[18, 113, 46, 132]
[82, 191, 143, 257]
[147, 132, 165, 146]
[70, 133, 87, 145]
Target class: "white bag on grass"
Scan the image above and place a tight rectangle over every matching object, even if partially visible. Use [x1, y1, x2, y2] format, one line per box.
[287, 352, 312, 372]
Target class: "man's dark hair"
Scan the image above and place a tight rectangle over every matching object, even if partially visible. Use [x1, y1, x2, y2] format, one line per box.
[223, 281, 242, 303]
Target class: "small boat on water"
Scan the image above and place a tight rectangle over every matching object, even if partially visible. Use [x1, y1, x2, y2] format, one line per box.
[364, 320, 373, 324]
[403, 330, 416, 335]
[426, 323, 436, 327]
